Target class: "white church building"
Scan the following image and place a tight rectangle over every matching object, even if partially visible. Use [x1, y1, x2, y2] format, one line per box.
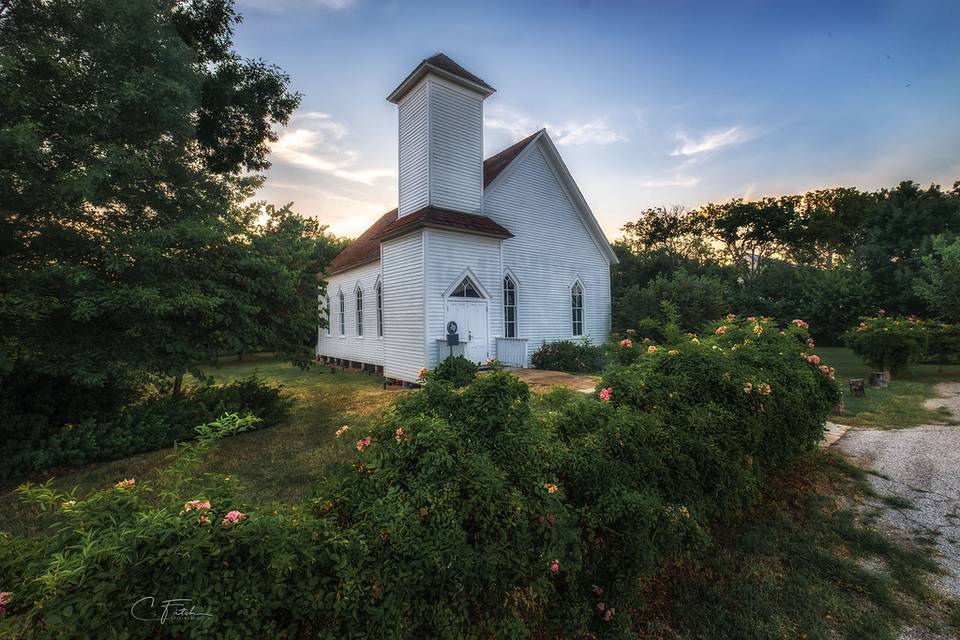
[317, 54, 618, 383]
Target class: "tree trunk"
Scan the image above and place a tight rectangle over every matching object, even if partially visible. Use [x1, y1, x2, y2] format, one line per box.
[172, 373, 183, 397]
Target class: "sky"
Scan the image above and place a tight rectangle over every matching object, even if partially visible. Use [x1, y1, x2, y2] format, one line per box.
[232, 0, 960, 239]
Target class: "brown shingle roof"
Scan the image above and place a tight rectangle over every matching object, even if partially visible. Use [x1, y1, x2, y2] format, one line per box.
[387, 53, 496, 102]
[483, 129, 542, 187]
[326, 208, 397, 274]
[376, 206, 513, 242]
[424, 53, 495, 93]
[326, 132, 540, 275]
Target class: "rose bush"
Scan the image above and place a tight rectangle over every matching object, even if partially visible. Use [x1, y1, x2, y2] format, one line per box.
[0, 318, 839, 638]
[843, 314, 930, 377]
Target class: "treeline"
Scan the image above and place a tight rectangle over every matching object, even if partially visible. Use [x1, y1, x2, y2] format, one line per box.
[613, 181, 960, 343]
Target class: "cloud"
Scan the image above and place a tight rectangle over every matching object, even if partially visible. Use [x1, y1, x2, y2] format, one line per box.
[637, 175, 700, 188]
[270, 112, 394, 185]
[670, 126, 753, 156]
[486, 105, 627, 147]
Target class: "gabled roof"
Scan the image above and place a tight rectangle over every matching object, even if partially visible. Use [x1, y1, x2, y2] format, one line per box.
[483, 130, 543, 187]
[387, 53, 495, 103]
[376, 206, 513, 243]
[326, 134, 541, 275]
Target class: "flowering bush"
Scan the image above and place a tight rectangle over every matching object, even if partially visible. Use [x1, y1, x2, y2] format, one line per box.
[1, 321, 840, 639]
[843, 315, 930, 376]
[531, 339, 607, 372]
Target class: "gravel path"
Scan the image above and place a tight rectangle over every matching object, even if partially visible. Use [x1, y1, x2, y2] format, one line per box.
[836, 382, 960, 602]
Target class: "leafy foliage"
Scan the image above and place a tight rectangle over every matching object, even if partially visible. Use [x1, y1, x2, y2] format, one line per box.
[913, 233, 960, 321]
[843, 315, 930, 375]
[425, 354, 479, 387]
[613, 180, 960, 341]
[0, 0, 344, 411]
[0, 376, 288, 481]
[531, 339, 607, 373]
[0, 319, 839, 638]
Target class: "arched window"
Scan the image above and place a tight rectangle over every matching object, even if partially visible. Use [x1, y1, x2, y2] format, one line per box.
[449, 277, 481, 298]
[571, 282, 584, 337]
[325, 295, 331, 336]
[376, 280, 383, 337]
[503, 275, 517, 338]
[338, 290, 345, 336]
[355, 286, 364, 336]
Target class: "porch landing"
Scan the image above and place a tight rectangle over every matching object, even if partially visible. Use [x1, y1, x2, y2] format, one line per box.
[506, 368, 600, 393]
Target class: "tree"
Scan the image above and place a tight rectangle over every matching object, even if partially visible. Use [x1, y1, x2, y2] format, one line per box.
[786, 188, 873, 269]
[853, 181, 960, 315]
[699, 197, 797, 276]
[0, 0, 305, 397]
[914, 234, 960, 321]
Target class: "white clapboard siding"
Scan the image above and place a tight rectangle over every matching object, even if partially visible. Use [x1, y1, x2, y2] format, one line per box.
[382, 231, 426, 381]
[424, 228, 502, 367]
[483, 142, 612, 360]
[397, 81, 430, 217]
[317, 260, 385, 366]
[428, 80, 483, 215]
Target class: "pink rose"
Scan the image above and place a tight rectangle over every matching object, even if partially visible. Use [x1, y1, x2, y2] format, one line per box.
[807, 354, 821, 365]
[619, 338, 632, 348]
[549, 560, 560, 573]
[715, 325, 727, 336]
[599, 387, 612, 402]
[604, 608, 615, 621]
[222, 510, 247, 527]
[647, 345, 657, 353]
[356, 436, 372, 452]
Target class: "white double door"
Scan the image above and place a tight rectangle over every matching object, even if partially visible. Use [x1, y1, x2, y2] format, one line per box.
[444, 300, 488, 365]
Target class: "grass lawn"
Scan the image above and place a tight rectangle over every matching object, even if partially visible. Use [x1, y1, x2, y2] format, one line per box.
[635, 452, 959, 639]
[819, 347, 960, 428]
[0, 354, 402, 536]
[1, 354, 958, 637]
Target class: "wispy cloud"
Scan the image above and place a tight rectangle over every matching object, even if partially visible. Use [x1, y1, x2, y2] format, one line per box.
[637, 175, 700, 188]
[486, 105, 627, 146]
[237, 0, 355, 12]
[270, 112, 394, 185]
[670, 126, 754, 156]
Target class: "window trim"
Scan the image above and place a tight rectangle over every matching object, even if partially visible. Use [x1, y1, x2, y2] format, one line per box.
[571, 280, 584, 337]
[503, 274, 517, 338]
[324, 293, 331, 336]
[376, 279, 383, 338]
[338, 289, 345, 336]
[355, 284, 364, 337]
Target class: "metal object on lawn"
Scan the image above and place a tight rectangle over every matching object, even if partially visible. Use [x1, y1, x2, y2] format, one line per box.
[868, 371, 888, 388]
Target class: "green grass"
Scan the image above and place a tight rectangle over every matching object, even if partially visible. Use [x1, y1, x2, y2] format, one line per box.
[0, 354, 401, 536]
[819, 347, 959, 428]
[634, 452, 958, 639]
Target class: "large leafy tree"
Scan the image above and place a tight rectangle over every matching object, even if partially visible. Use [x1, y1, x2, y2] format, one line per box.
[0, 0, 313, 395]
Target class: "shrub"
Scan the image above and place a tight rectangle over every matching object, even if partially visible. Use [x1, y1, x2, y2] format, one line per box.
[426, 354, 478, 387]
[531, 339, 607, 373]
[1, 320, 840, 638]
[843, 315, 930, 377]
[0, 376, 288, 481]
[925, 322, 960, 368]
[615, 268, 728, 336]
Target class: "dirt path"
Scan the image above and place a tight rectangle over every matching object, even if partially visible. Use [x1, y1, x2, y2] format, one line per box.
[836, 382, 960, 605]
